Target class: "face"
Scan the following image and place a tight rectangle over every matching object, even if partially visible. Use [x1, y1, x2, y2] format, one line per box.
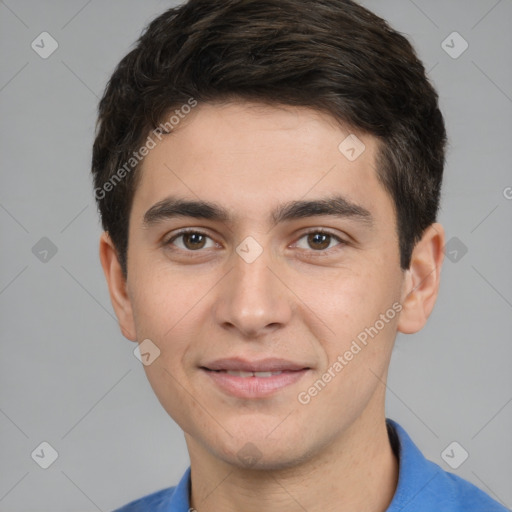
[104, 101, 432, 470]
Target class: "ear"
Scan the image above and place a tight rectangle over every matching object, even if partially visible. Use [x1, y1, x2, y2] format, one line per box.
[99, 231, 137, 341]
[397, 222, 445, 335]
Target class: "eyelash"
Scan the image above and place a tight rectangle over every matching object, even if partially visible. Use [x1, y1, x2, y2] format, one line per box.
[164, 228, 347, 255]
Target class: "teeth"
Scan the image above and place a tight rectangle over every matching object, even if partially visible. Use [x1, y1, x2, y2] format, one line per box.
[254, 371, 281, 377]
[225, 370, 283, 377]
[226, 370, 254, 377]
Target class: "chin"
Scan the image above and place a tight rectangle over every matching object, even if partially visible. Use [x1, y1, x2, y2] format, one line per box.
[211, 432, 312, 472]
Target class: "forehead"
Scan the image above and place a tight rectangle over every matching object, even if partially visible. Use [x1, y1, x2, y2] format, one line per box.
[131, 101, 394, 230]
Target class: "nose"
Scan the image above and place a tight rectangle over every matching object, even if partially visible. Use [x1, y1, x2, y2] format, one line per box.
[213, 241, 292, 339]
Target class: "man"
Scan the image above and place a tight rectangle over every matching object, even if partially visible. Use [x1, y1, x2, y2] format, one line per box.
[91, 0, 508, 510]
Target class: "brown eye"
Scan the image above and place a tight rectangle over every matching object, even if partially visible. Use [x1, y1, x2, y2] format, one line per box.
[182, 232, 207, 250]
[307, 232, 331, 250]
[295, 230, 346, 252]
[166, 230, 215, 251]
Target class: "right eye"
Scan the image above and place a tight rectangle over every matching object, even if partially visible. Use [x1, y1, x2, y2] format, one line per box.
[165, 229, 217, 251]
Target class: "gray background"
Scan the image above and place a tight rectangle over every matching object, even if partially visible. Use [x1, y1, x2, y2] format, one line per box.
[0, 0, 511, 510]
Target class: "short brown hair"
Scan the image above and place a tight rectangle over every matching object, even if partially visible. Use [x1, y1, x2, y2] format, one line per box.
[92, 0, 447, 277]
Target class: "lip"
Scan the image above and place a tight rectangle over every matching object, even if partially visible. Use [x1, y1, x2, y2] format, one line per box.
[200, 358, 311, 399]
[202, 357, 310, 373]
[201, 368, 310, 398]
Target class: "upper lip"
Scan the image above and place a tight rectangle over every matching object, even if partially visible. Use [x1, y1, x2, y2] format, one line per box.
[201, 357, 310, 372]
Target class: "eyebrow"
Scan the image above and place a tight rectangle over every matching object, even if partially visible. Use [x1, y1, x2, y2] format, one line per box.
[142, 194, 374, 228]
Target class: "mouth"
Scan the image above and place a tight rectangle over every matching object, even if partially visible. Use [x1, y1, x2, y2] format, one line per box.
[203, 369, 297, 378]
[201, 357, 310, 373]
[200, 359, 311, 398]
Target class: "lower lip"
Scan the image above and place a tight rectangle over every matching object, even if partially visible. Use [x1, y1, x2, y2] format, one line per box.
[202, 369, 309, 398]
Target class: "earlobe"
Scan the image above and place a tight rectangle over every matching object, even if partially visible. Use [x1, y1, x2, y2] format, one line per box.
[98, 232, 137, 342]
[397, 223, 445, 335]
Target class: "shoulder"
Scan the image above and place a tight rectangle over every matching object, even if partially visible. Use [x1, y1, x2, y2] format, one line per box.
[436, 467, 509, 511]
[386, 419, 509, 512]
[112, 486, 176, 511]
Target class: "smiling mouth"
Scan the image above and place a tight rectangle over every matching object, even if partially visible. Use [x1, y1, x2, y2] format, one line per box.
[203, 368, 300, 378]
[200, 366, 310, 398]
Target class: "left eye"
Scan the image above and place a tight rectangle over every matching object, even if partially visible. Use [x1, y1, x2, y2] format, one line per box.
[294, 230, 345, 251]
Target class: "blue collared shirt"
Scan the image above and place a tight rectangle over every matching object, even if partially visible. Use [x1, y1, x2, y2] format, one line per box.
[113, 418, 509, 511]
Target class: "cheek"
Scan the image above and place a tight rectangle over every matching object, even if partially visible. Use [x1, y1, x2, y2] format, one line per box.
[130, 262, 192, 331]
[299, 267, 384, 332]
[301, 266, 400, 369]
[129, 280, 182, 366]
[131, 276, 201, 424]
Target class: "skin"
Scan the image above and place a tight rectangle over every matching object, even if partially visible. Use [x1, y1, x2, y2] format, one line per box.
[100, 101, 445, 512]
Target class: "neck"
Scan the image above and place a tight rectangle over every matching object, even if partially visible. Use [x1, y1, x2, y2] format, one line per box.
[186, 403, 398, 512]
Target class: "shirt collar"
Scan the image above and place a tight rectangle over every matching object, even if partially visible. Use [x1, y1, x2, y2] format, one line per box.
[385, 418, 441, 511]
[167, 465, 191, 511]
